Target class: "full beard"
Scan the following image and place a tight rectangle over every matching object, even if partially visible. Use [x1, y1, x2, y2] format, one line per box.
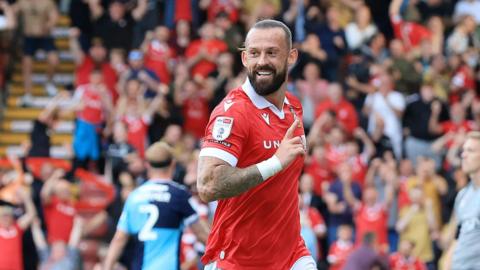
[248, 64, 288, 96]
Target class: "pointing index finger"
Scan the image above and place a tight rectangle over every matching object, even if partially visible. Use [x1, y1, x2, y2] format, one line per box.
[284, 119, 299, 139]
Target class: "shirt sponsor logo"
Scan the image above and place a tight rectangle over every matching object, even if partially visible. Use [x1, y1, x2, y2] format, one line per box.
[263, 140, 281, 149]
[212, 117, 233, 141]
[206, 139, 232, 148]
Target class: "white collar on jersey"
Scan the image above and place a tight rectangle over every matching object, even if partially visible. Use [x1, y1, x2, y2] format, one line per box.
[242, 78, 290, 119]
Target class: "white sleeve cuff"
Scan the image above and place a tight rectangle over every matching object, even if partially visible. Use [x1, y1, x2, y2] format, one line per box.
[199, 147, 238, 167]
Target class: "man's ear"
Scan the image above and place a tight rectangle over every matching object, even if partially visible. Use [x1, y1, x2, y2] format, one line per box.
[241, 50, 248, 68]
[288, 48, 298, 67]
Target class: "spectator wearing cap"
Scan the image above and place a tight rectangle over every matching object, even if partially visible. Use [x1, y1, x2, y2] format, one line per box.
[0, 189, 36, 270]
[120, 50, 161, 99]
[14, 0, 60, 105]
[70, 28, 118, 103]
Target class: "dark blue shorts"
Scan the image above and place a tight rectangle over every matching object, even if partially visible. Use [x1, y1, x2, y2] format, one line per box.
[23, 37, 57, 56]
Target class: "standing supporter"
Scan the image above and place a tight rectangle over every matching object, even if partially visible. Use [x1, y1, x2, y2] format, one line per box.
[344, 4, 377, 51]
[390, 240, 427, 270]
[304, 143, 334, 196]
[0, 189, 36, 270]
[105, 122, 137, 186]
[70, 28, 118, 103]
[363, 72, 406, 159]
[446, 15, 478, 55]
[185, 23, 227, 78]
[197, 20, 317, 269]
[141, 26, 176, 85]
[175, 79, 211, 140]
[388, 39, 422, 95]
[131, 0, 159, 48]
[295, 62, 329, 130]
[396, 187, 437, 267]
[325, 162, 362, 245]
[389, 0, 432, 51]
[429, 101, 476, 145]
[344, 128, 376, 187]
[71, 69, 113, 169]
[405, 156, 448, 229]
[200, 0, 240, 23]
[299, 173, 325, 215]
[206, 52, 237, 110]
[327, 224, 354, 270]
[171, 20, 193, 56]
[119, 50, 160, 99]
[403, 81, 447, 167]
[27, 94, 65, 158]
[15, 0, 59, 105]
[88, 0, 143, 51]
[103, 142, 210, 270]
[306, 6, 347, 81]
[40, 169, 75, 244]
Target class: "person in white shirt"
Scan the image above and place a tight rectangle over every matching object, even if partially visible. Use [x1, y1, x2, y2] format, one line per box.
[345, 5, 377, 51]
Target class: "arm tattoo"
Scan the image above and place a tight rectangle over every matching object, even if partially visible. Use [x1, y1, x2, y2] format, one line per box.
[197, 157, 264, 202]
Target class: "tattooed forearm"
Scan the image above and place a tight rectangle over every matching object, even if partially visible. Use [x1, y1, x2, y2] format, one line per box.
[196, 156, 264, 202]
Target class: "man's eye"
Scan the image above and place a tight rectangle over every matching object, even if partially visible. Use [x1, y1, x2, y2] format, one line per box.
[268, 51, 277, 56]
[249, 51, 259, 57]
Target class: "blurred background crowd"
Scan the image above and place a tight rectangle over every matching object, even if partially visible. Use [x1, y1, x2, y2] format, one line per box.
[0, 0, 479, 269]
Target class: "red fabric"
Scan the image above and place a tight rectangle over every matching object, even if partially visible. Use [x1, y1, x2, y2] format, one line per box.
[144, 41, 175, 84]
[314, 99, 358, 134]
[75, 57, 118, 103]
[207, 0, 239, 22]
[185, 39, 227, 78]
[389, 253, 427, 270]
[180, 229, 200, 270]
[355, 204, 389, 247]
[348, 156, 368, 187]
[304, 158, 334, 196]
[325, 144, 348, 169]
[391, 16, 431, 50]
[175, 0, 192, 22]
[440, 120, 475, 147]
[183, 96, 210, 139]
[0, 224, 23, 270]
[450, 65, 476, 104]
[201, 87, 309, 269]
[76, 84, 105, 125]
[307, 207, 325, 233]
[397, 178, 411, 210]
[43, 196, 75, 243]
[122, 115, 148, 159]
[328, 241, 354, 270]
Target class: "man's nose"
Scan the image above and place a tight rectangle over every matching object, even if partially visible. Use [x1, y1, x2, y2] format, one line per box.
[257, 52, 268, 66]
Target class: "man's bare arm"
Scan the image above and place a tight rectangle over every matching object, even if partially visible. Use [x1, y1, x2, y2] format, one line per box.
[197, 120, 305, 202]
[197, 157, 264, 202]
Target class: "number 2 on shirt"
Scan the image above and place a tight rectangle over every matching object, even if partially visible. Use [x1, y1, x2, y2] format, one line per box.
[139, 204, 159, 241]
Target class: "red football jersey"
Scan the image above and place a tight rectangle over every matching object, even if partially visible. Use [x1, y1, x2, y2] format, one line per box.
[389, 252, 427, 270]
[43, 196, 75, 243]
[391, 16, 431, 50]
[0, 224, 23, 270]
[327, 240, 354, 270]
[75, 84, 105, 125]
[199, 80, 310, 269]
[355, 203, 388, 247]
[123, 115, 149, 159]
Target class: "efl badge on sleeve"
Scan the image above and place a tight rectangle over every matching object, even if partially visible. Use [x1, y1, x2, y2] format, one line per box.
[212, 117, 234, 141]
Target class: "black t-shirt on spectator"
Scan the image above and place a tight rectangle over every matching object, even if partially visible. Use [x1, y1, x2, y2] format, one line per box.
[403, 94, 448, 141]
[94, 13, 134, 51]
[28, 120, 50, 157]
[106, 142, 135, 185]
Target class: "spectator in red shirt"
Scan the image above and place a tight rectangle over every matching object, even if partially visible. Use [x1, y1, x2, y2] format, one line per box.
[327, 224, 354, 270]
[185, 23, 227, 78]
[315, 83, 358, 135]
[348, 186, 391, 252]
[304, 143, 334, 196]
[200, 0, 240, 23]
[69, 28, 118, 103]
[142, 26, 176, 85]
[344, 128, 376, 187]
[40, 169, 76, 244]
[0, 189, 36, 270]
[390, 240, 427, 270]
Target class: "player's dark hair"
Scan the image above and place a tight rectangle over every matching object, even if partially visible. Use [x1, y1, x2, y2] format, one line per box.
[249, 19, 292, 49]
[149, 158, 173, 169]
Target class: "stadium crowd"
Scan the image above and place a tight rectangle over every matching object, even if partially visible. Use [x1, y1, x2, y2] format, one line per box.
[0, 0, 480, 269]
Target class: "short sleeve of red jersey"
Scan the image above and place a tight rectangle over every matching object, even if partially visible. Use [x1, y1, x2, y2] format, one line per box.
[199, 100, 248, 167]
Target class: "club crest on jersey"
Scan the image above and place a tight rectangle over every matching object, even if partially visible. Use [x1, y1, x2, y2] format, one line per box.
[212, 117, 233, 141]
[261, 113, 270, 125]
